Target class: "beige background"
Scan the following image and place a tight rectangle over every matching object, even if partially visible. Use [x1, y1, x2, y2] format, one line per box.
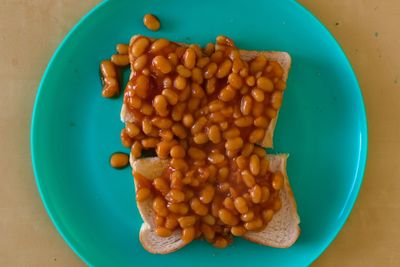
[1, 0, 399, 266]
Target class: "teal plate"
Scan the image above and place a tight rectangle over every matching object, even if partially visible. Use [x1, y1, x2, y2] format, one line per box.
[31, 0, 367, 266]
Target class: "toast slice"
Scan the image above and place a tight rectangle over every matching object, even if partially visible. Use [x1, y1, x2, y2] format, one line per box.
[120, 36, 291, 148]
[131, 154, 300, 254]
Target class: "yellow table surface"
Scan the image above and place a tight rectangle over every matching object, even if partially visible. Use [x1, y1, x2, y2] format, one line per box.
[1, 0, 399, 266]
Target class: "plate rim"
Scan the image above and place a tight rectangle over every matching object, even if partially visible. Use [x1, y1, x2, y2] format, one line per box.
[30, 0, 368, 265]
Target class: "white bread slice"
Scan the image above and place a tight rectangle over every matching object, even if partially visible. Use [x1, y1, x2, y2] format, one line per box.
[131, 154, 300, 254]
[120, 36, 291, 148]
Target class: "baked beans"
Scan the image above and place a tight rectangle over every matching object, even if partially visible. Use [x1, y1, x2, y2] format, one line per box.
[111, 36, 289, 247]
[143, 14, 160, 31]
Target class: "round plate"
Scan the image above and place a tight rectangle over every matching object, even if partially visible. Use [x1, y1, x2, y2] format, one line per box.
[31, 0, 367, 266]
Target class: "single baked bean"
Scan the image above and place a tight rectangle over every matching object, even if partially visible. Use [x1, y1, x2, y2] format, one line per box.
[272, 172, 284, 190]
[101, 78, 119, 98]
[174, 75, 187, 90]
[250, 185, 262, 203]
[143, 14, 160, 31]
[165, 214, 179, 229]
[176, 65, 191, 78]
[208, 152, 225, 164]
[265, 107, 277, 119]
[213, 237, 229, 248]
[153, 95, 169, 117]
[241, 170, 256, 187]
[218, 208, 238, 226]
[193, 132, 209, 144]
[218, 182, 230, 193]
[204, 43, 215, 55]
[197, 57, 210, 68]
[155, 226, 172, 237]
[170, 145, 185, 159]
[192, 67, 203, 84]
[168, 52, 178, 65]
[172, 123, 187, 139]
[130, 141, 142, 159]
[257, 76, 274, 92]
[190, 197, 208, 216]
[161, 88, 179, 105]
[231, 226, 247, 236]
[223, 197, 236, 211]
[249, 128, 265, 143]
[251, 88, 265, 102]
[111, 54, 129, 66]
[127, 95, 142, 109]
[249, 154, 260, 175]
[110, 153, 129, 169]
[197, 184, 215, 205]
[163, 76, 172, 88]
[170, 158, 188, 171]
[223, 127, 240, 139]
[202, 214, 216, 225]
[153, 177, 170, 195]
[206, 77, 217, 94]
[153, 196, 168, 217]
[150, 38, 169, 52]
[100, 60, 117, 78]
[142, 118, 153, 135]
[235, 155, 248, 170]
[232, 58, 244, 73]
[216, 59, 232, 78]
[142, 68, 150, 76]
[225, 137, 244, 151]
[208, 125, 222, 144]
[183, 48, 196, 69]
[136, 188, 151, 202]
[142, 137, 160, 148]
[234, 197, 249, 214]
[131, 37, 150, 57]
[116, 43, 129, 54]
[153, 55, 172, 74]
[182, 227, 196, 244]
[248, 102, 261, 118]
[271, 91, 283, 110]
[250, 55, 267, 73]
[234, 116, 253, 127]
[227, 73, 243, 89]
[125, 123, 140, 138]
[167, 202, 189, 215]
[244, 218, 263, 231]
[166, 189, 186, 203]
[254, 116, 269, 128]
[262, 209, 274, 223]
[187, 147, 206, 161]
[209, 112, 225, 123]
[191, 83, 205, 98]
[181, 114, 194, 128]
[191, 116, 207, 134]
[218, 167, 229, 182]
[133, 75, 150, 99]
[156, 141, 172, 159]
[245, 76, 255, 87]
[204, 62, 218, 79]
[219, 85, 236, 102]
[211, 50, 224, 63]
[178, 215, 196, 228]
[170, 171, 183, 189]
[240, 211, 254, 222]
[171, 102, 186, 121]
